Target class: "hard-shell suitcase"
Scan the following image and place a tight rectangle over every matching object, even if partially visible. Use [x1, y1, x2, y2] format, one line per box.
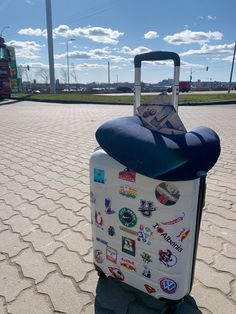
[90, 52, 207, 304]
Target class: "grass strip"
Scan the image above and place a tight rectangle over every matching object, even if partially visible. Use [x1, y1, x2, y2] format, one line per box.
[11, 93, 236, 105]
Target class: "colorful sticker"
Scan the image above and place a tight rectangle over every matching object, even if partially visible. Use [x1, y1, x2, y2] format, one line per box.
[94, 168, 105, 184]
[161, 213, 185, 225]
[108, 226, 115, 236]
[119, 185, 137, 199]
[142, 265, 151, 278]
[155, 182, 180, 206]
[94, 249, 104, 264]
[120, 256, 136, 272]
[108, 267, 124, 281]
[144, 284, 156, 294]
[177, 228, 190, 242]
[137, 224, 155, 246]
[96, 237, 108, 246]
[106, 246, 118, 264]
[160, 233, 183, 253]
[158, 249, 177, 268]
[160, 278, 177, 294]
[119, 168, 136, 182]
[119, 208, 137, 228]
[140, 252, 152, 264]
[90, 191, 96, 204]
[152, 222, 165, 234]
[122, 236, 136, 256]
[119, 226, 137, 236]
[105, 198, 115, 214]
[138, 199, 157, 217]
[95, 211, 103, 229]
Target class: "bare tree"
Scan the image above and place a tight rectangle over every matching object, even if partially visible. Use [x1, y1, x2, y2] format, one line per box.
[60, 68, 67, 84]
[71, 63, 78, 84]
[17, 66, 27, 81]
[35, 68, 49, 83]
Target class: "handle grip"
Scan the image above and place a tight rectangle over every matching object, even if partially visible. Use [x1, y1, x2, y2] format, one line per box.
[134, 51, 180, 68]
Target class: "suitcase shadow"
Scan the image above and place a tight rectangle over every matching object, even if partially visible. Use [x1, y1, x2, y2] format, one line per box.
[95, 276, 202, 314]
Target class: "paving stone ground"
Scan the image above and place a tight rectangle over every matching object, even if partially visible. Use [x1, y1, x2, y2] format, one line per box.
[0, 100, 235, 314]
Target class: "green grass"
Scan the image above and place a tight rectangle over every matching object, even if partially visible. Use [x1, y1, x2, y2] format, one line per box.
[11, 92, 236, 105]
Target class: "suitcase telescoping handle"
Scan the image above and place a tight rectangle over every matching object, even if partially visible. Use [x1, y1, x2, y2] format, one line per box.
[134, 51, 180, 114]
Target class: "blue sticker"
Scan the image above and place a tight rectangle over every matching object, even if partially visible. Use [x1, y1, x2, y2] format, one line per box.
[160, 278, 177, 294]
[94, 168, 105, 183]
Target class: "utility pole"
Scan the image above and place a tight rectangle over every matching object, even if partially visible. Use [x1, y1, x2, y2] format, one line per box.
[108, 61, 110, 88]
[45, 0, 56, 93]
[228, 41, 236, 94]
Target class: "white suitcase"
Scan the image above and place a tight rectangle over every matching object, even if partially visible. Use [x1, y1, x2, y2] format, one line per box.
[90, 51, 207, 304]
[90, 149, 205, 301]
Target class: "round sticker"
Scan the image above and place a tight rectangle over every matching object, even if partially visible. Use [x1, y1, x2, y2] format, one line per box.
[155, 182, 180, 206]
[119, 208, 137, 228]
[160, 278, 177, 294]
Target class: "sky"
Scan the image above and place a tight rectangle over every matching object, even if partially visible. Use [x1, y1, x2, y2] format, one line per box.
[1, 0, 236, 84]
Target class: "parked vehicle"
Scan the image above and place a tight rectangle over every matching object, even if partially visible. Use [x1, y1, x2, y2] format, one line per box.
[167, 81, 191, 93]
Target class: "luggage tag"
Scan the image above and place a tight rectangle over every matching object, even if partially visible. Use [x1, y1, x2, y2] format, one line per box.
[137, 93, 187, 135]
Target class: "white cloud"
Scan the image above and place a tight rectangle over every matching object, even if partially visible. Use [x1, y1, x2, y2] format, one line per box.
[18, 25, 124, 44]
[6, 40, 43, 59]
[207, 15, 216, 20]
[119, 46, 151, 55]
[55, 47, 111, 60]
[144, 31, 159, 39]
[18, 28, 47, 37]
[164, 29, 223, 45]
[180, 43, 235, 57]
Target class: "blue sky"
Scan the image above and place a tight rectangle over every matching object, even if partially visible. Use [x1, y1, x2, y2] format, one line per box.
[1, 0, 236, 84]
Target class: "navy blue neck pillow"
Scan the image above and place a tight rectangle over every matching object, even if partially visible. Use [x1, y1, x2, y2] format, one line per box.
[95, 115, 221, 181]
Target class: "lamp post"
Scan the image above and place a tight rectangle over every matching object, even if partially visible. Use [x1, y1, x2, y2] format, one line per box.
[45, 0, 56, 93]
[0, 26, 10, 37]
[66, 38, 75, 90]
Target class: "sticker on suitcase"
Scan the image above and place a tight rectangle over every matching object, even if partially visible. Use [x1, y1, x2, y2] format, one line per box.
[119, 208, 137, 228]
[158, 249, 177, 268]
[138, 199, 157, 217]
[137, 224, 155, 246]
[155, 182, 180, 206]
[118, 168, 136, 182]
[94, 168, 105, 183]
[159, 278, 177, 294]
[120, 256, 137, 272]
[161, 212, 185, 225]
[94, 249, 104, 264]
[108, 267, 125, 281]
[144, 284, 156, 294]
[121, 236, 136, 256]
[105, 198, 115, 214]
[142, 265, 151, 278]
[95, 211, 104, 229]
[119, 185, 137, 198]
[106, 246, 118, 264]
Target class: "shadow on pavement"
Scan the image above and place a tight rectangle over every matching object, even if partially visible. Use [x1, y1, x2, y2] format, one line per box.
[0, 95, 33, 106]
[95, 276, 202, 314]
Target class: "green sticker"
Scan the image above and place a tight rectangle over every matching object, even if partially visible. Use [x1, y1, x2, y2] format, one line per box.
[119, 208, 137, 228]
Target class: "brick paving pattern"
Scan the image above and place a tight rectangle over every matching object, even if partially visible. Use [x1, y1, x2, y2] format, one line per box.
[0, 100, 235, 314]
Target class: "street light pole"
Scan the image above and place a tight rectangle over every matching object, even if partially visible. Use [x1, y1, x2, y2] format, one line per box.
[66, 38, 75, 91]
[45, 0, 56, 93]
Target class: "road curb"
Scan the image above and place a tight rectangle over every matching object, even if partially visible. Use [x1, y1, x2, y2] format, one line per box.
[10, 97, 236, 106]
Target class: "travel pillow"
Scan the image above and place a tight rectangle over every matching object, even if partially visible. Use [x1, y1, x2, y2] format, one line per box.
[95, 115, 221, 181]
